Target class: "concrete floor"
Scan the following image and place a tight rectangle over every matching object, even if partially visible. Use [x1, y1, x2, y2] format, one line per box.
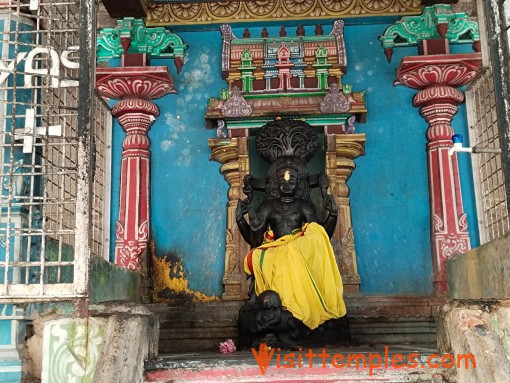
[145, 344, 444, 383]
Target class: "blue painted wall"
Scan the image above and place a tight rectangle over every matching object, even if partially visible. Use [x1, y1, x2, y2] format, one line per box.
[344, 24, 479, 294]
[110, 31, 228, 297]
[0, 316, 12, 345]
[110, 21, 479, 297]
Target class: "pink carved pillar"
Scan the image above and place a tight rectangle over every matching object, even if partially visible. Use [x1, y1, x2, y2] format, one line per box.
[416, 86, 470, 295]
[111, 98, 157, 270]
[395, 53, 482, 295]
[96, 67, 176, 271]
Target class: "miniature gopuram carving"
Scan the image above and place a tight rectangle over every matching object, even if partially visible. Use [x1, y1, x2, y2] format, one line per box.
[207, 22, 367, 300]
[220, 21, 346, 94]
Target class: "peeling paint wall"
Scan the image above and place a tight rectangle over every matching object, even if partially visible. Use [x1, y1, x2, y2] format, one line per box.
[437, 300, 510, 382]
[110, 22, 479, 298]
[152, 251, 219, 303]
[345, 24, 479, 295]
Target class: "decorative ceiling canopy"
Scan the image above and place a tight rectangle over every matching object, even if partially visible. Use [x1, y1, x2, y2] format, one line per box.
[145, 0, 422, 27]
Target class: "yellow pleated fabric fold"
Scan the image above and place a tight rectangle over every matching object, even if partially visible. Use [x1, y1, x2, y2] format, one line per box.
[245, 222, 346, 329]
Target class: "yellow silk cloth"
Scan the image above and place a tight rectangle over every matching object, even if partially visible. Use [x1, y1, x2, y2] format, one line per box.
[244, 222, 346, 329]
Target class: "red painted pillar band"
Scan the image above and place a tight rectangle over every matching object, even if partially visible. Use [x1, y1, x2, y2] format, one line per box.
[414, 87, 470, 294]
[112, 98, 158, 270]
[96, 66, 176, 271]
[395, 54, 482, 295]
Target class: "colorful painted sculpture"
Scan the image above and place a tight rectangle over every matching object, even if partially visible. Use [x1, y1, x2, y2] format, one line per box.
[379, 5, 480, 62]
[236, 119, 349, 348]
[205, 22, 367, 136]
[220, 21, 346, 94]
[207, 21, 367, 303]
[97, 17, 188, 73]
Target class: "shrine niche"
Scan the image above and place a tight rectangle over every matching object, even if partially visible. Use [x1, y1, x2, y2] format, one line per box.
[235, 118, 351, 349]
[206, 21, 367, 300]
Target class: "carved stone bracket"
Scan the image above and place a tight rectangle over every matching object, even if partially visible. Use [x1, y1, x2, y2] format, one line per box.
[379, 5, 480, 63]
[320, 83, 352, 114]
[325, 133, 366, 294]
[97, 18, 188, 73]
[221, 86, 253, 118]
[209, 137, 250, 300]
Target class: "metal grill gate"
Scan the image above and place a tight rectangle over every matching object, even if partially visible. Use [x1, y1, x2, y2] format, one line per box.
[0, 0, 104, 302]
[467, 67, 510, 244]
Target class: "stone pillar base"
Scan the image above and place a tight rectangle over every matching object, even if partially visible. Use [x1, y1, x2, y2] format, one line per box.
[437, 300, 510, 382]
[26, 303, 158, 382]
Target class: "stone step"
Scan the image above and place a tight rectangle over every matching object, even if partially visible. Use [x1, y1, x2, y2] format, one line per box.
[145, 367, 440, 382]
[144, 346, 444, 383]
[147, 296, 443, 353]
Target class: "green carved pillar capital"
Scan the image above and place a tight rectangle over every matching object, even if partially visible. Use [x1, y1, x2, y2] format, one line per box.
[97, 17, 188, 73]
[379, 5, 480, 62]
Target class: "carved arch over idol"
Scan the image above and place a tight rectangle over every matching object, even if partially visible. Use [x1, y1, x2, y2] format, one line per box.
[255, 119, 319, 164]
[206, 21, 368, 300]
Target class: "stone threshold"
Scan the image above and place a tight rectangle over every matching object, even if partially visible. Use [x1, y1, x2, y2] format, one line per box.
[144, 344, 443, 383]
[147, 295, 445, 353]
